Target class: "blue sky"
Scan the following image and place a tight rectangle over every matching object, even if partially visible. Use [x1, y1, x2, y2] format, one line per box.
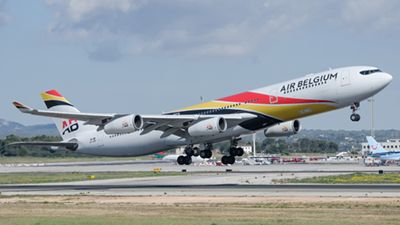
[1, 0, 399, 131]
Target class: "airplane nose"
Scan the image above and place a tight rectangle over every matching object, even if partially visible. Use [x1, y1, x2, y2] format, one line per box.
[377, 72, 392, 89]
[385, 73, 393, 84]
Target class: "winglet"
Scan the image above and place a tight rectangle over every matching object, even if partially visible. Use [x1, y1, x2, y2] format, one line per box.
[12, 102, 33, 113]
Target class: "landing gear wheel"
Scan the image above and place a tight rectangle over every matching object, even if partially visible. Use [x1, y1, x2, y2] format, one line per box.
[185, 147, 194, 156]
[200, 150, 212, 159]
[350, 114, 360, 122]
[221, 155, 229, 165]
[184, 156, 192, 165]
[221, 155, 235, 165]
[205, 150, 212, 158]
[200, 150, 207, 159]
[229, 147, 237, 156]
[236, 148, 244, 157]
[228, 155, 235, 164]
[177, 155, 186, 165]
[193, 147, 200, 157]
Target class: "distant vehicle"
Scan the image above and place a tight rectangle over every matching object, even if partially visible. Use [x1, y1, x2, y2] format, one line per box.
[291, 158, 303, 162]
[366, 136, 400, 162]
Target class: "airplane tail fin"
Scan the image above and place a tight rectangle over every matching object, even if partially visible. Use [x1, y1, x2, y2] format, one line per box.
[40, 90, 93, 140]
[366, 136, 387, 154]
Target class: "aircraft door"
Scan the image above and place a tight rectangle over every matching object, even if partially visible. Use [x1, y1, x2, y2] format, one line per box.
[270, 88, 278, 104]
[341, 70, 351, 87]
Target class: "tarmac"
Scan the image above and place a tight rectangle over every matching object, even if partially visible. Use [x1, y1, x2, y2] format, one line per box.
[0, 160, 399, 197]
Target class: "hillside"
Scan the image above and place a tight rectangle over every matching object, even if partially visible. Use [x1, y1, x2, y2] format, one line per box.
[0, 119, 58, 138]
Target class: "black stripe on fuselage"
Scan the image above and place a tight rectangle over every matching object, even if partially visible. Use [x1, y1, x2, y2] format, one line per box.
[44, 100, 74, 109]
[164, 109, 283, 131]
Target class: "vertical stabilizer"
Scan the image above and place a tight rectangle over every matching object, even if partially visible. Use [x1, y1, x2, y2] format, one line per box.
[366, 136, 387, 154]
[41, 90, 94, 140]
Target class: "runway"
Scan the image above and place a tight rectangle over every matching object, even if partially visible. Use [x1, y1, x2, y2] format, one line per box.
[2, 160, 399, 173]
[1, 161, 399, 197]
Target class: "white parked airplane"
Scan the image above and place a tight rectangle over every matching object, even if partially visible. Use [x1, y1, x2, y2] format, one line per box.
[9, 66, 392, 165]
[366, 136, 400, 161]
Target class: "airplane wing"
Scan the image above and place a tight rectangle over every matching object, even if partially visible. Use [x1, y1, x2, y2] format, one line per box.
[140, 113, 256, 137]
[7, 142, 78, 151]
[13, 102, 257, 138]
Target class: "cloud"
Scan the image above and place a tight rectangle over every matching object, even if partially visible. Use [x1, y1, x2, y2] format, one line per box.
[342, 0, 400, 35]
[43, 0, 400, 61]
[86, 41, 123, 62]
[0, 0, 12, 27]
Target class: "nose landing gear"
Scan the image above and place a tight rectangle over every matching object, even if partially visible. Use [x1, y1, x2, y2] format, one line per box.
[350, 102, 361, 122]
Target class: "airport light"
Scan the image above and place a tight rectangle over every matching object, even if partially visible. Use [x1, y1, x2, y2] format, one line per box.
[253, 133, 256, 156]
[368, 96, 375, 138]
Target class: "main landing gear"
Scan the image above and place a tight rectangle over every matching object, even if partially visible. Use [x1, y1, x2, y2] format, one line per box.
[350, 102, 361, 122]
[221, 138, 244, 165]
[177, 144, 213, 165]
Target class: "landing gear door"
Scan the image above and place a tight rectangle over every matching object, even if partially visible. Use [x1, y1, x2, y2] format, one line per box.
[270, 88, 278, 104]
[97, 132, 104, 147]
[341, 70, 350, 87]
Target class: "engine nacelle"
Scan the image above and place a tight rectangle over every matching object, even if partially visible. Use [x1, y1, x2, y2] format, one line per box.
[188, 117, 227, 137]
[264, 120, 301, 137]
[104, 115, 143, 134]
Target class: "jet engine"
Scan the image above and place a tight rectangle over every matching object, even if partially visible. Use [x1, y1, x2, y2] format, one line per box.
[264, 120, 301, 137]
[188, 117, 227, 137]
[104, 115, 143, 134]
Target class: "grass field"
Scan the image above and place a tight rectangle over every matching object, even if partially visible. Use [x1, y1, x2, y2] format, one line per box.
[0, 196, 399, 224]
[0, 171, 184, 184]
[274, 172, 400, 184]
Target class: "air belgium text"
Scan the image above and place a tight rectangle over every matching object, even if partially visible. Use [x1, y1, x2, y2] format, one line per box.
[280, 73, 338, 93]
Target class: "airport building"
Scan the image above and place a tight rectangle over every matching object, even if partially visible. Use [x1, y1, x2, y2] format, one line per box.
[237, 145, 252, 153]
[361, 138, 400, 154]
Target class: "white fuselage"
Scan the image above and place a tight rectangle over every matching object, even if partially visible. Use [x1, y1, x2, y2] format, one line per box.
[70, 66, 392, 157]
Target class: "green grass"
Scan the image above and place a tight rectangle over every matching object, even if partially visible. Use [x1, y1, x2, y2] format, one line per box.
[0, 171, 184, 184]
[274, 172, 400, 184]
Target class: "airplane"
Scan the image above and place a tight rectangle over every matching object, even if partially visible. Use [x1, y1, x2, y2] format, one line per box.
[151, 152, 167, 159]
[9, 66, 392, 165]
[365, 136, 400, 161]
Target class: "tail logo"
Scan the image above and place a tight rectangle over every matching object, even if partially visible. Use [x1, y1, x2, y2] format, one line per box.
[62, 119, 79, 135]
[371, 144, 378, 150]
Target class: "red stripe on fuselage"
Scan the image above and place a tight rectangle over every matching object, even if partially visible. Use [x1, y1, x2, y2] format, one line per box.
[216, 91, 336, 105]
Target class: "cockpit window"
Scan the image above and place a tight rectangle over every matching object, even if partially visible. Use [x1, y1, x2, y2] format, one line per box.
[360, 69, 382, 75]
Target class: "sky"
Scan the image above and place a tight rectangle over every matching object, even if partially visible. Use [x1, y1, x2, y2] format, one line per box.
[0, 0, 399, 131]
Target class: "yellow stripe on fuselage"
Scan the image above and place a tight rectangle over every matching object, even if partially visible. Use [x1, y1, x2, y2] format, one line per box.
[171, 101, 338, 121]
